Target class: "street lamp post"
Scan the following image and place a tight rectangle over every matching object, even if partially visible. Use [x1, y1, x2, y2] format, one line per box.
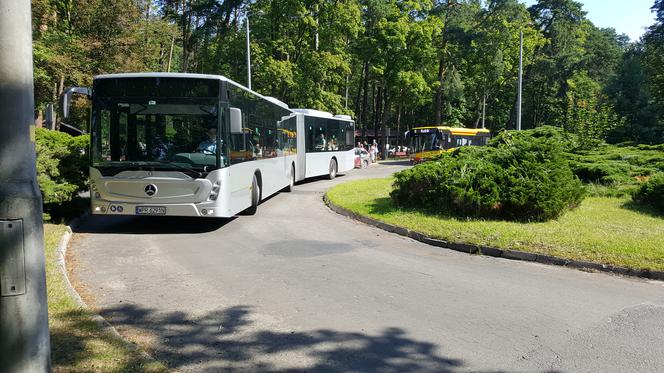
[0, 1, 52, 371]
[517, 30, 523, 131]
[246, 15, 252, 90]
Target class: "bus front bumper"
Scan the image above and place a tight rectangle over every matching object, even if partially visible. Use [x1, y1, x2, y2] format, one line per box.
[91, 200, 225, 217]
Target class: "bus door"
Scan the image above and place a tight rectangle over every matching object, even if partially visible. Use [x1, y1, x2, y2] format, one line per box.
[295, 113, 306, 182]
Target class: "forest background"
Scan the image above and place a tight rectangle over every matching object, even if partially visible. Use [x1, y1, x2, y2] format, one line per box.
[31, 0, 664, 146]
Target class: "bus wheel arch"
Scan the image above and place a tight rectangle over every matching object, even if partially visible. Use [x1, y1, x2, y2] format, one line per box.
[253, 170, 263, 201]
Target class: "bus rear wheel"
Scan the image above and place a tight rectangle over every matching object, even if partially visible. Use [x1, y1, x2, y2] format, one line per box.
[284, 164, 295, 192]
[328, 158, 338, 180]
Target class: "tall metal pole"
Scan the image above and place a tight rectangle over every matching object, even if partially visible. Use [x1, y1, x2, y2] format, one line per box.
[481, 91, 486, 129]
[246, 15, 252, 90]
[0, 0, 51, 372]
[517, 30, 523, 131]
[345, 74, 349, 109]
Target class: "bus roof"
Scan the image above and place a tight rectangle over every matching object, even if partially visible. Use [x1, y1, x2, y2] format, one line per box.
[93, 72, 291, 109]
[94, 73, 355, 119]
[292, 108, 355, 123]
[411, 126, 490, 135]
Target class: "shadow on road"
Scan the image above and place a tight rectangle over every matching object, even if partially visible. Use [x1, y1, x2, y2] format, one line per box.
[73, 215, 233, 235]
[294, 173, 347, 186]
[57, 304, 471, 372]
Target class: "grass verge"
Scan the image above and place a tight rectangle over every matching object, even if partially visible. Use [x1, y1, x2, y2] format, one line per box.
[326, 178, 664, 271]
[45, 224, 167, 372]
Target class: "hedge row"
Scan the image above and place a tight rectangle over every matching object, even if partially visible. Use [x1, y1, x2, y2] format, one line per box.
[633, 173, 664, 214]
[391, 127, 586, 222]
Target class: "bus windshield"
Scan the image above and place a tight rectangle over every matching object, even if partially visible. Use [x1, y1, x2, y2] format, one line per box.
[91, 98, 224, 176]
[409, 129, 445, 152]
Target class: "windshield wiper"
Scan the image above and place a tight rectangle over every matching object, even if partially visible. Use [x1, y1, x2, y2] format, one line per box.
[97, 161, 212, 177]
[151, 161, 206, 178]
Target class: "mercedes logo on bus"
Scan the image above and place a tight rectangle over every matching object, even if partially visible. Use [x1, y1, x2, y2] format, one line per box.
[144, 184, 158, 197]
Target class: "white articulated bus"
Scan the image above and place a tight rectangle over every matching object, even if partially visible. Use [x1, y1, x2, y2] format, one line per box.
[61, 73, 355, 217]
[291, 108, 356, 180]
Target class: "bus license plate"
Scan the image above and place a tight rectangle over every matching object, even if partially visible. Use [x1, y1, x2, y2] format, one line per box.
[135, 206, 167, 215]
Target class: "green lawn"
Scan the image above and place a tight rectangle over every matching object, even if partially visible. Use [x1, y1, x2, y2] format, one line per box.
[326, 178, 664, 271]
[45, 224, 167, 372]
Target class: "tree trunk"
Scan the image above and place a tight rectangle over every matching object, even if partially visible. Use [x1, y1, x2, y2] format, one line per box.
[435, 59, 445, 125]
[360, 61, 369, 138]
[396, 89, 403, 146]
[381, 89, 389, 158]
[373, 85, 381, 137]
[58, 75, 64, 97]
[473, 96, 482, 128]
[167, 34, 175, 72]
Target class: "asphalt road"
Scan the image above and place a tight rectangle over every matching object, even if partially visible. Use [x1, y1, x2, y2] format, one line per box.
[70, 162, 664, 372]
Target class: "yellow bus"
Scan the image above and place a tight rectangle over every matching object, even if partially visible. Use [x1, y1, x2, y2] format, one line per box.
[407, 126, 491, 164]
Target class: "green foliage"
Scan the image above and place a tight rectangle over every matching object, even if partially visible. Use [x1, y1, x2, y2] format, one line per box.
[606, 46, 664, 144]
[35, 128, 89, 205]
[30, 0, 664, 146]
[32, 0, 178, 115]
[632, 173, 664, 213]
[392, 127, 585, 221]
[565, 143, 664, 197]
[570, 162, 631, 185]
[565, 71, 624, 147]
[644, 0, 664, 110]
[489, 125, 579, 150]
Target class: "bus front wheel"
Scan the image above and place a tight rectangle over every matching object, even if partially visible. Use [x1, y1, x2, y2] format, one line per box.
[244, 174, 260, 215]
[328, 158, 338, 180]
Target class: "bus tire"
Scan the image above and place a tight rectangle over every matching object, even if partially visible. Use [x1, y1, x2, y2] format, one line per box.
[284, 164, 295, 192]
[328, 158, 338, 180]
[244, 174, 260, 215]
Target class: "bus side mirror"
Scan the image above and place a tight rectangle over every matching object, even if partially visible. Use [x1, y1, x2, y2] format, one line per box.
[60, 87, 91, 119]
[229, 107, 242, 134]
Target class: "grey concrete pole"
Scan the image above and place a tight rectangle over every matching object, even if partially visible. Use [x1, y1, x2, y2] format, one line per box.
[0, 1, 52, 372]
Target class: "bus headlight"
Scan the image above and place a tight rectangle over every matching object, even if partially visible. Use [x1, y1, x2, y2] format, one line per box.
[90, 182, 101, 199]
[209, 181, 221, 201]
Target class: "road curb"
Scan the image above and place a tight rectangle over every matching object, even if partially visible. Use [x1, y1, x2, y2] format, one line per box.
[323, 194, 664, 282]
[55, 216, 157, 362]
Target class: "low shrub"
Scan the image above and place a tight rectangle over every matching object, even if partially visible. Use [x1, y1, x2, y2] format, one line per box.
[636, 143, 664, 151]
[629, 167, 654, 177]
[570, 162, 631, 184]
[632, 173, 664, 213]
[625, 154, 664, 167]
[35, 128, 89, 206]
[392, 126, 585, 222]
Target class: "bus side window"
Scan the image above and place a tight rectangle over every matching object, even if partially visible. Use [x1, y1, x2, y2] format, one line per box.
[307, 124, 315, 152]
[264, 128, 277, 158]
[98, 109, 111, 161]
[315, 119, 327, 152]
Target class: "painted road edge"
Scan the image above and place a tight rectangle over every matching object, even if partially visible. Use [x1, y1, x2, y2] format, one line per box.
[56, 217, 157, 362]
[323, 194, 664, 282]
